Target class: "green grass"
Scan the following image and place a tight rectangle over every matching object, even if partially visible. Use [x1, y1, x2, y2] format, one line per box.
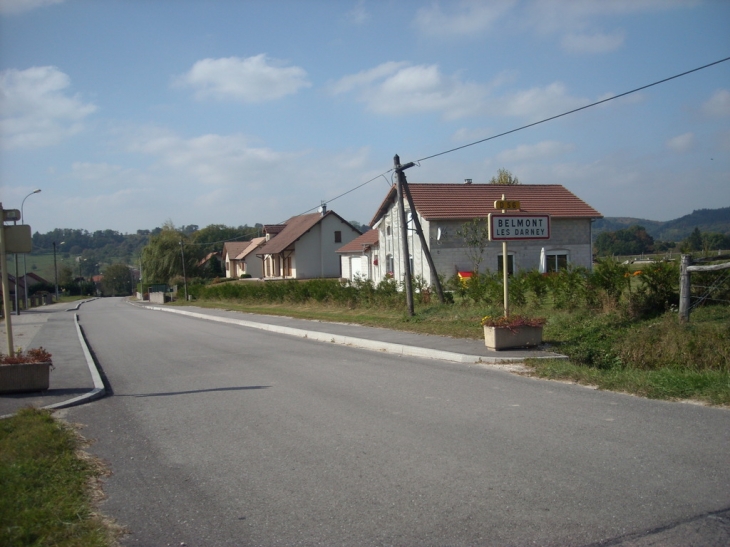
[0, 408, 118, 547]
[171, 295, 730, 406]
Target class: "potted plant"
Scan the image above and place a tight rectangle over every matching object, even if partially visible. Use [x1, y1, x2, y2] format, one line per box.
[0, 347, 53, 394]
[481, 315, 546, 350]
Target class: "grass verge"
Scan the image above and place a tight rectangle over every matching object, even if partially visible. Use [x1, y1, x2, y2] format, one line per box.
[0, 408, 119, 547]
[525, 358, 730, 406]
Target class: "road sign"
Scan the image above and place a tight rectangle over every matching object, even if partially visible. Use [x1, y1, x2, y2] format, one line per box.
[2, 209, 21, 222]
[494, 200, 520, 210]
[488, 214, 550, 241]
[3, 225, 32, 253]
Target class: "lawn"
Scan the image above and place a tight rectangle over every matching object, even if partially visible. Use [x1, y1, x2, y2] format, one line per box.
[0, 408, 120, 546]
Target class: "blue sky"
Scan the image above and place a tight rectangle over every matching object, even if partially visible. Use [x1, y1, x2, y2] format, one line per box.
[1, 0, 728, 234]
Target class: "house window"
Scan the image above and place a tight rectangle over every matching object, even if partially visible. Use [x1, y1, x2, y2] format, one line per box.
[386, 225, 391, 236]
[334, 231, 342, 243]
[546, 252, 569, 272]
[386, 254, 394, 275]
[497, 254, 515, 276]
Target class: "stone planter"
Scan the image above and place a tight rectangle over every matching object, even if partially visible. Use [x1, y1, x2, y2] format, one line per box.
[484, 325, 543, 350]
[0, 362, 52, 394]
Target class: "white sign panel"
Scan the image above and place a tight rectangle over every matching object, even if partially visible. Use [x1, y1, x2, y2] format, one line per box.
[488, 214, 550, 241]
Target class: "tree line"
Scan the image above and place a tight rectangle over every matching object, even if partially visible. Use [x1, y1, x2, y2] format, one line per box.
[595, 225, 730, 257]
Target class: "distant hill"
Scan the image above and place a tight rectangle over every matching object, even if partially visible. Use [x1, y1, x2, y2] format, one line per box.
[593, 207, 730, 242]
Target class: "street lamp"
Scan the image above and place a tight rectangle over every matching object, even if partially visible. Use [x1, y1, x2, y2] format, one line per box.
[21, 189, 41, 310]
[54, 240, 64, 301]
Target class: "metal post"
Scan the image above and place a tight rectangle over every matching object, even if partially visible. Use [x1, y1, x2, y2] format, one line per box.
[679, 254, 691, 323]
[180, 240, 188, 301]
[53, 242, 59, 301]
[394, 155, 414, 316]
[20, 189, 40, 312]
[1, 203, 16, 356]
[503, 241, 509, 317]
[13, 229, 19, 315]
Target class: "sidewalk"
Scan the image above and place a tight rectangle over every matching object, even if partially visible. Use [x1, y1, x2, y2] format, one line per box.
[134, 301, 566, 365]
[0, 300, 103, 418]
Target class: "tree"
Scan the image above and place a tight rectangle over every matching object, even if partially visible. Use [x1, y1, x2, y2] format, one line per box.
[101, 263, 134, 296]
[457, 218, 491, 272]
[488, 168, 520, 185]
[595, 225, 654, 256]
[141, 224, 202, 284]
[58, 264, 74, 286]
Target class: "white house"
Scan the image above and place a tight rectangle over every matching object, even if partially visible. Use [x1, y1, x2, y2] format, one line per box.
[336, 229, 379, 282]
[234, 237, 266, 278]
[222, 241, 252, 279]
[256, 208, 362, 279]
[369, 182, 603, 286]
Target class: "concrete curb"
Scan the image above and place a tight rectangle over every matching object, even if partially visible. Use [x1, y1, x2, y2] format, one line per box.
[139, 304, 565, 365]
[66, 297, 100, 312]
[42, 313, 105, 411]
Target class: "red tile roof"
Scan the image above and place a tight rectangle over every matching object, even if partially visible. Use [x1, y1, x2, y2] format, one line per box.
[336, 229, 378, 254]
[258, 211, 361, 256]
[235, 237, 266, 260]
[222, 241, 251, 260]
[370, 183, 602, 226]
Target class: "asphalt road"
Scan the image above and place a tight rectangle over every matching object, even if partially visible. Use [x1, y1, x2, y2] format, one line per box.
[64, 298, 730, 546]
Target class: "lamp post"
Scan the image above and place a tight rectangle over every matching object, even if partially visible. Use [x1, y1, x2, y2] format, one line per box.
[21, 189, 41, 310]
[53, 241, 64, 301]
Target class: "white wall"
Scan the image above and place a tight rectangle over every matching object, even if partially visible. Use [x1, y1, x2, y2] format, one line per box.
[294, 214, 361, 279]
[376, 201, 595, 286]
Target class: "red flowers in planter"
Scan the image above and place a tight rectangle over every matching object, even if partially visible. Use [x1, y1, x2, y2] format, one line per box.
[480, 315, 546, 333]
[0, 347, 53, 365]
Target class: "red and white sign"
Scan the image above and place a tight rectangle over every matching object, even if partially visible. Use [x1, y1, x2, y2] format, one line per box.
[488, 214, 550, 241]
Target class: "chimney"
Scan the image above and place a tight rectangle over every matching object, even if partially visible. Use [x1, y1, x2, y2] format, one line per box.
[464, 179, 472, 185]
[319, 201, 327, 216]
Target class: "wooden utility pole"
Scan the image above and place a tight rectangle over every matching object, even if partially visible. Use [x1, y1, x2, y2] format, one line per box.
[397, 166, 445, 303]
[394, 155, 414, 316]
[679, 254, 691, 322]
[0, 203, 15, 356]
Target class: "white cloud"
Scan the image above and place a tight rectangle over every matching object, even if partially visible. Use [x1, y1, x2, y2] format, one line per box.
[334, 62, 597, 122]
[497, 140, 575, 163]
[414, 0, 516, 37]
[702, 89, 730, 117]
[70, 162, 124, 182]
[176, 55, 311, 103]
[525, 0, 697, 35]
[0, 66, 97, 149]
[0, 0, 63, 15]
[332, 62, 489, 120]
[488, 82, 588, 121]
[560, 31, 625, 54]
[346, 0, 370, 25]
[452, 127, 493, 142]
[666, 132, 694, 153]
[125, 127, 302, 190]
[329, 61, 408, 95]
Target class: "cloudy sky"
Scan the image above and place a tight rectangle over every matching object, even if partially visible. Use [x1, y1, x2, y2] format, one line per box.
[1, 0, 728, 234]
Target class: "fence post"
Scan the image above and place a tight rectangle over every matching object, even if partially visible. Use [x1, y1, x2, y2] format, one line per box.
[679, 254, 691, 323]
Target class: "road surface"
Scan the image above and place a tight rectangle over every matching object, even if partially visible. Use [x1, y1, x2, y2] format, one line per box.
[64, 298, 730, 546]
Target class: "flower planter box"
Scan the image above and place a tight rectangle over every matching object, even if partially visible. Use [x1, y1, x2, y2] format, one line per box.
[484, 325, 543, 350]
[0, 362, 52, 394]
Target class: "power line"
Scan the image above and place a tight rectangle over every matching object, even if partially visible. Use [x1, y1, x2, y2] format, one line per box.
[416, 55, 730, 163]
[302, 56, 730, 217]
